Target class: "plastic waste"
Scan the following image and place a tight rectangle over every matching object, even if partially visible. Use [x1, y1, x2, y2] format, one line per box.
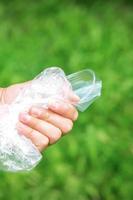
[0, 67, 102, 172]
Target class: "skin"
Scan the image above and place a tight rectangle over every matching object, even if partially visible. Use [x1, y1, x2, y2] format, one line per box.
[0, 82, 79, 152]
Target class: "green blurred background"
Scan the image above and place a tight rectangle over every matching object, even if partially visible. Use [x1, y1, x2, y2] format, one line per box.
[0, 0, 132, 199]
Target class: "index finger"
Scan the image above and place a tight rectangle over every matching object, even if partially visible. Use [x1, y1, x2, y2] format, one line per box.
[48, 100, 79, 121]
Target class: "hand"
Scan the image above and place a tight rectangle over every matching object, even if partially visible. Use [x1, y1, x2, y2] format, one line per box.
[0, 82, 79, 152]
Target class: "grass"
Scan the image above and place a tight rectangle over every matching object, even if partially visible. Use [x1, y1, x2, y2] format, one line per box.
[0, 0, 132, 199]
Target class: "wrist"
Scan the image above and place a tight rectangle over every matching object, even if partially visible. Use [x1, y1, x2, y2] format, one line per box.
[0, 88, 6, 104]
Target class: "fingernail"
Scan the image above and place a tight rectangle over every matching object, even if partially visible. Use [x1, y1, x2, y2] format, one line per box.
[73, 111, 78, 121]
[31, 107, 42, 117]
[19, 112, 31, 123]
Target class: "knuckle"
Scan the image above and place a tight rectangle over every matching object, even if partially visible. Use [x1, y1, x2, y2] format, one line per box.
[63, 120, 73, 133]
[41, 109, 51, 121]
[27, 128, 34, 138]
[34, 120, 42, 130]
[30, 107, 51, 121]
[50, 128, 62, 144]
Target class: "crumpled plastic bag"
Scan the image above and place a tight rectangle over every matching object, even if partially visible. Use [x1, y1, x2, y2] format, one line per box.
[0, 67, 102, 172]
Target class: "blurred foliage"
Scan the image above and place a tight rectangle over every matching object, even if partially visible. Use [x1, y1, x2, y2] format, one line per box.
[0, 0, 133, 200]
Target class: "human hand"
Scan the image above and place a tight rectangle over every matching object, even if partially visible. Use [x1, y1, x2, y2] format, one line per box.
[0, 82, 79, 152]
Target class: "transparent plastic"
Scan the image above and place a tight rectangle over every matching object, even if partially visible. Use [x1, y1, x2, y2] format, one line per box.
[0, 67, 102, 172]
[67, 69, 102, 111]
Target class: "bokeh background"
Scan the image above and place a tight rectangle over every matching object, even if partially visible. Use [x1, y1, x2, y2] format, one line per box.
[0, 0, 132, 199]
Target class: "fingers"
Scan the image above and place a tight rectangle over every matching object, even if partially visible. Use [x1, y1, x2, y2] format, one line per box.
[68, 91, 80, 104]
[18, 99, 79, 152]
[29, 107, 73, 134]
[17, 122, 49, 152]
[19, 112, 62, 145]
[48, 100, 79, 121]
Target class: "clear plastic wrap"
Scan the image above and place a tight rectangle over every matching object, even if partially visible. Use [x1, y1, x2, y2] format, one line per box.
[0, 67, 102, 172]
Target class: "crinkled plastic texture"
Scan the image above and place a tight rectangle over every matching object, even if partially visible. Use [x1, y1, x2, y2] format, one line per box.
[0, 67, 102, 172]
